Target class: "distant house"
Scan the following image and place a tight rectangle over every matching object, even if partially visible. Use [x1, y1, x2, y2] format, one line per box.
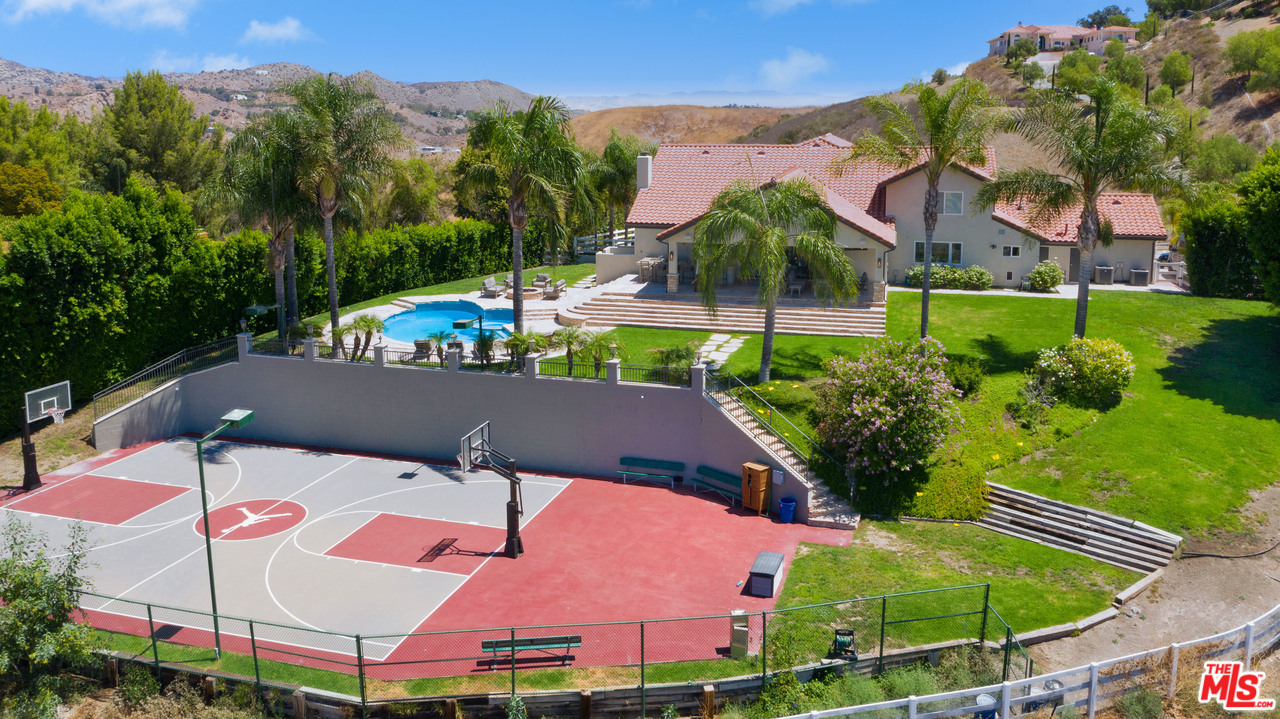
[608, 134, 1166, 294]
[988, 22, 1139, 57]
[231, 93, 248, 101]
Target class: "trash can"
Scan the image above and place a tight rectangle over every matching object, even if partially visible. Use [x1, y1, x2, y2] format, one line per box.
[779, 497, 796, 524]
[973, 693, 997, 719]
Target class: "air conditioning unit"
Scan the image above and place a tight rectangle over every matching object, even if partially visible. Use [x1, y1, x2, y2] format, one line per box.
[1094, 265, 1114, 285]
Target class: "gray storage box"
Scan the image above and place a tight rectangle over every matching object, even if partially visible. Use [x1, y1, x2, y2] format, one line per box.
[748, 551, 785, 598]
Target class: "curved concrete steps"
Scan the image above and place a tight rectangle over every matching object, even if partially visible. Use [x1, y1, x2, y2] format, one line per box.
[560, 296, 886, 337]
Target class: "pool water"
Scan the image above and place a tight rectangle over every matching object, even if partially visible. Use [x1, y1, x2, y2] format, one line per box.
[382, 301, 513, 344]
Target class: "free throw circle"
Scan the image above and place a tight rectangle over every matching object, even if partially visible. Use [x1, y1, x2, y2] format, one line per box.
[195, 499, 307, 541]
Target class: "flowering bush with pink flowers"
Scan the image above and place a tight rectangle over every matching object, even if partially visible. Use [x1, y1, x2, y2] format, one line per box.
[816, 337, 962, 488]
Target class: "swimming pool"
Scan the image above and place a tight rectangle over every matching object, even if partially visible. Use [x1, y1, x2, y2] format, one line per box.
[382, 300, 513, 344]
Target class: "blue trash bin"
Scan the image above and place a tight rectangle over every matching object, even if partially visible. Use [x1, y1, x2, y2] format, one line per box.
[779, 497, 796, 524]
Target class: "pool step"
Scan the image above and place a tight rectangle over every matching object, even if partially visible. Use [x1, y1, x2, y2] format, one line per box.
[390, 298, 417, 311]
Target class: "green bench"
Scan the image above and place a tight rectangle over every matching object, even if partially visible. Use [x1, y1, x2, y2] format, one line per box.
[481, 635, 582, 668]
[692, 465, 744, 506]
[618, 457, 686, 487]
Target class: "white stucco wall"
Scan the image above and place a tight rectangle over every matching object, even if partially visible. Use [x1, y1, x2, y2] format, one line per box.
[1091, 239, 1157, 283]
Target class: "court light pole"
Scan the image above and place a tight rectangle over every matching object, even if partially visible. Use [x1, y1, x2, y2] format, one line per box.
[196, 409, 254, 659]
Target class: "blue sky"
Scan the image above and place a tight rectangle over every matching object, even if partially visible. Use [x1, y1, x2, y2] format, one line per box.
[0, 0, 1117, 108]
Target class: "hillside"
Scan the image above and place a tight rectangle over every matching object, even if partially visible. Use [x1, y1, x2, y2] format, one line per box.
[0, 57, 535, 149]
[570, 105, 812, 152]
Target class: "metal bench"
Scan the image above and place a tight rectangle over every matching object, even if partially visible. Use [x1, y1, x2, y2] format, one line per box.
[618, 457, 685, 487]
[481, 635, 582, 668]
[692, 465, 743, 506]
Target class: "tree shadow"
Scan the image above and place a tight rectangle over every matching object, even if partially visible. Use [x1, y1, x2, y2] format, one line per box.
[967, 333, 1040, 375]
[1157, 314, 1280, 422]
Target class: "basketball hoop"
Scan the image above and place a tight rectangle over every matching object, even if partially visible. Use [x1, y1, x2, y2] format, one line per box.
[46, 407, 67, 425]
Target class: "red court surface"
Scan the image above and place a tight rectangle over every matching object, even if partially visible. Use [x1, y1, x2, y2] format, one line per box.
[327, 513, 507, 576]
[7, 474, 188, 525]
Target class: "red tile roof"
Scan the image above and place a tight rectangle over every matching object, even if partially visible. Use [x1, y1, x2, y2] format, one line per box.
[992, 193, 1166, 244]
[626, 140, 998, 248]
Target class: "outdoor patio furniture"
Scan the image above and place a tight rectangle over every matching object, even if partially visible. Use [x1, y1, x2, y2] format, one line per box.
[506, 274, 515, 286]
[480, 277, 504, 298]
[533, 273, 552, 288]
[787, 280, 804, 298]
[543, 279, 567, 299]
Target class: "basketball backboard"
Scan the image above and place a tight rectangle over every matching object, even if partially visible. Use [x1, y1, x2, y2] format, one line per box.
[25, 381, 71, 424]
[458, 422, 490, 472]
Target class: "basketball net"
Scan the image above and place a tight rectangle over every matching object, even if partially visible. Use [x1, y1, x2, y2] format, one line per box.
[47, 407, 67, 425]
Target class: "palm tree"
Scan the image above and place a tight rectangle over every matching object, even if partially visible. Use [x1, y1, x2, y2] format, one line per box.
[581, 330, 626, 377]
[474, 331, 498, 367]
[350, 314, 384, 362]
[289, 74, 405, 350]
[428, 330, 451, 364]
[501, 330, 534, 370]
[834, 79, 1001, 339]
[551, 326, 587, 375]
[973, 79, 1188, 337]
[693, 177, 857, 383]
[591, 130, 658, 247]
[458, 96, 582, 333]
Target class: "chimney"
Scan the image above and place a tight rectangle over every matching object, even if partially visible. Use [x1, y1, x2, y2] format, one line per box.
[637, 152, 652, 192]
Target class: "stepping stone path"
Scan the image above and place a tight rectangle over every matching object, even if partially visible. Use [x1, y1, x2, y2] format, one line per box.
[571, 275, 596, 289]
[698, 334, 750, 366]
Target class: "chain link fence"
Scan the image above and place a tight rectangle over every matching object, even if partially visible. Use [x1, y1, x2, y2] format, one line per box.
[82, 583, 1036, 712]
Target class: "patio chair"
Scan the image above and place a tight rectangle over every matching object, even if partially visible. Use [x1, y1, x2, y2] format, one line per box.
[533, 273, 552, 288]
[480, 277, 503, 298]
[543, 279, 568, 299]
[506, 274, 515, 287]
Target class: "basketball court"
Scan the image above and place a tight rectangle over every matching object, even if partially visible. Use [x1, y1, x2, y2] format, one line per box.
[0, 435, 849, 674]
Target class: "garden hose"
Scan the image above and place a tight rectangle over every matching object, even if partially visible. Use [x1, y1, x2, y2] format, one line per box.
[1181, 537, 1280, 560]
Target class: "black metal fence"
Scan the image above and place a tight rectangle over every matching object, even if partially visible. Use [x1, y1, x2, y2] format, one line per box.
[249, 338, 304, 358]
[85, 583, 1031, 714]
[539, 357, 608, 381]
[384, 348, 448, 369]
[619, 363, 691, 387]
[93, 337, 240, 419]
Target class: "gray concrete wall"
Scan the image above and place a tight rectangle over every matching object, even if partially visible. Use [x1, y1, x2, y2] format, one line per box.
[93, 337, 811, 520]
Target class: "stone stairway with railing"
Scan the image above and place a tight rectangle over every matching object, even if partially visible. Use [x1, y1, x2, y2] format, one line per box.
[703, 376, 859, 530]
[561, 294, 886, 337]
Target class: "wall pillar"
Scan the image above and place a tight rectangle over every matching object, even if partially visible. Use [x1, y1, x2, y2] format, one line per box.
[373, 345, 386, 368]
[606, 358, 621, 385]
[303, 338, 317, 361]
[236, 333, 251, 361]
[525, 353, 541, 379]
[447, 348, 460, 373]
[691, 364, 705, 393]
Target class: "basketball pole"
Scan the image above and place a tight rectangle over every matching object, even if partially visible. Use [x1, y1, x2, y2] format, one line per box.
[20, 408, 41, 491]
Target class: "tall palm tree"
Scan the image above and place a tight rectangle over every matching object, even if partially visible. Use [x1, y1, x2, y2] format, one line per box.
[973, 79, 1188, 337]
[551, 325, 587, 375]
[207, 112, 307, 338]
[693, 177, 857, 383]
[834, 79, 1001, 339]
[591, 130, 658, 247]
[289, 74, 405, 349]
[458, 96, 582, 333]
[428, 329, 451, 364]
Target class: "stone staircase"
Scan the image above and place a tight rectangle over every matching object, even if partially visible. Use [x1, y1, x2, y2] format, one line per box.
[703, 379, 859, 530]
[977, 483, 1180, 573]
[390, 298, 417, 311]
[560, 294, 886, 337]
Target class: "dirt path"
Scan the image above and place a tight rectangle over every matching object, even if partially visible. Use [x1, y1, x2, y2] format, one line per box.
[1030, 484, 1280, 671]
[0, 407, 97, 490]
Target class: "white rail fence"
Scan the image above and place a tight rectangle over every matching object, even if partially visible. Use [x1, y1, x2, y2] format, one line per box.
[779, 601, 1280, 719]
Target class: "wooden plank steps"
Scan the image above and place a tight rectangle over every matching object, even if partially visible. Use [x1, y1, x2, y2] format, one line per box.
[561, 296, 886, 337]
[390, 298, 417, 311]
[976, 483, 1180, 574]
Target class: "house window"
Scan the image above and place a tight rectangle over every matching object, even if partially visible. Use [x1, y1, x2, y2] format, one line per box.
[914, 241, 963, 265]
[941, 192, 963, 216]
[1002, 245, 1021, 257]
[1006, 271, 1014, 281]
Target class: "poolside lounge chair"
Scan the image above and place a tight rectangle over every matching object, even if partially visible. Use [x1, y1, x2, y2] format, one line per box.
[543, 279, 567, 299]
[506, 274, 515, 287]
[480, 277, 504, 298]
[533, 273, 552, 288]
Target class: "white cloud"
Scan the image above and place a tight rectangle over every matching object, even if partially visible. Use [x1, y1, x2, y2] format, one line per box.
[4, 0, 200, 28]
[947, 60, 971, 76]
[240, 16, 314, 43]
[760, 47, 830, 89]
[149, 49, 250, 73]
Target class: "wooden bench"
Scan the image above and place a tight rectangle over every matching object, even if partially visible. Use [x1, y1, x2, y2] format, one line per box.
[692, 465, 743, 506]
[618, 457, 685, 487]
[481, 635, 582, 668]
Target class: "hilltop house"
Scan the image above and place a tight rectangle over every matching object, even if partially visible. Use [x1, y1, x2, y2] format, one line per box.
[988, 22, 1139, 57]
[601, 134, 1166, 296]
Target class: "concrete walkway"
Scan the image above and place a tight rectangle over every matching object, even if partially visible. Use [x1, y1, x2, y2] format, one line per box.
[889, 280, 1188, 300]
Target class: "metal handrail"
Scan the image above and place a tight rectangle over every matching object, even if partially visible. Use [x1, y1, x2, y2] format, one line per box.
[92, 337, 238, 419]
[706, 370, 840, 471]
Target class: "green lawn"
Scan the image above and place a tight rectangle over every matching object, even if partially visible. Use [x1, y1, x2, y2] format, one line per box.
[303, 262, 598, 324]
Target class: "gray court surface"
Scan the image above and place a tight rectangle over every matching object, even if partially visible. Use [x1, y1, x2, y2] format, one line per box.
[2, 438, 571, 660]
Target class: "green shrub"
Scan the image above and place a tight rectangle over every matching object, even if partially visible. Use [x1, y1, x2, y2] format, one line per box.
[878, 664, 938, 699]
[904, 264, 992, 290]
[1006, 371, 1056, 429]
[1035, 337, 1135, 409]
[1114, 687, 1163, 719]
[944, 354, 988, 397]
[1027, 260, 1065, 291]
[935, 647, 1002, 691]
[909, 463, 989, 520]
[824, 674, 886, 708]
[119, 664, 160, 708]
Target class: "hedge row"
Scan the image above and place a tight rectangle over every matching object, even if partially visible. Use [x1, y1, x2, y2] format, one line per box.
[0, 181, 538, 435]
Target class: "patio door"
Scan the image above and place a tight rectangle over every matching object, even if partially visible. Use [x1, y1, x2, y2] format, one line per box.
[1068, 248, 1080, 283]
